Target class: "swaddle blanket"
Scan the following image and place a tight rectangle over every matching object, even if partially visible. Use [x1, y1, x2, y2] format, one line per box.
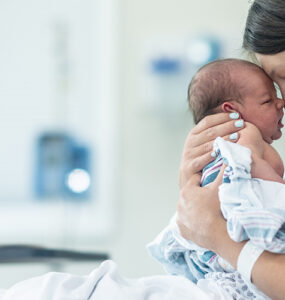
[148, 137, 285, 300]
[216, 137, 285, 251]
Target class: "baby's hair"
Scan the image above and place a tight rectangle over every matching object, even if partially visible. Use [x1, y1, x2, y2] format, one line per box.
[188, 58, 263, 124]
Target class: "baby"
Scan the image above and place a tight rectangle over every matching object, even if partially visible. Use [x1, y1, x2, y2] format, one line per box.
[148, 58, 285, 299]
[188, 58, 284, 185]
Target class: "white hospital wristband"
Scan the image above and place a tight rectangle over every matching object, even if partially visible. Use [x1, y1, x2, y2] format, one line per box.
[237, 240, 264, 283]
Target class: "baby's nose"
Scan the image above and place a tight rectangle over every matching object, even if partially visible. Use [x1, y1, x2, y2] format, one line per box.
[277, 98, 285, 109]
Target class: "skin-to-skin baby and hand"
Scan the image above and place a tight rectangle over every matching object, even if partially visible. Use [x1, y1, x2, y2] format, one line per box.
[179, 112, 244, 189]
[177, 113, 285, 300]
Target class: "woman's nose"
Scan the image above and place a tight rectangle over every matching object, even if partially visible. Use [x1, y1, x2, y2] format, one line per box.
[277, 82, 285, 102]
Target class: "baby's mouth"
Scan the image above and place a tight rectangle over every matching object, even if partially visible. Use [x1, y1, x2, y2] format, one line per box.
[278, 116, 284, 128]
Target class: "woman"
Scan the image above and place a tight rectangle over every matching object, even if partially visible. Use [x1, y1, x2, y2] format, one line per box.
[177, 1, 285, 299]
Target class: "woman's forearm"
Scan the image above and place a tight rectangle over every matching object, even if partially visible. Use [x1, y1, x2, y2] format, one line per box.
[251, 250, 285, 300]
[213, 219, 285, 300]
[211, 218, 245, 269]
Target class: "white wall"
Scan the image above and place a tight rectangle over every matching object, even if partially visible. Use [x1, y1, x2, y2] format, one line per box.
[116, 0, 250, 277]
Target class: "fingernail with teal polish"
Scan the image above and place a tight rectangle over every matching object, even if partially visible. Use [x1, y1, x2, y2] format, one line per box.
[211, 151, 217, 158]
[230, 112, 239, 120]
[234, 120, 244, 128]
[230, 132, 238, 140]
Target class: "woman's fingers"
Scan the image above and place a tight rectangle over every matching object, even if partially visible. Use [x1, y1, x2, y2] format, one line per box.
[191, 112, 240, 134]
[182, 120, 243, 163]
[182, 113, 243, 160]
[179, 113, 244, 188]
[181, 114, 228, 154]
[179, 152, 212, 188]
[180, 132, 241, 188]
[182, 130, 240, 167]
[191, 113, 231, 134]
[191, 119, 244, 146]
[187, 131, 240, 162]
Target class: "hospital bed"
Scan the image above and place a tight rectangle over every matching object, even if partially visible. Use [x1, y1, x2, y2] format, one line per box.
[0, 245, 109, 265]
[0, 259, 233, 300]
[0, 245, 234, 300]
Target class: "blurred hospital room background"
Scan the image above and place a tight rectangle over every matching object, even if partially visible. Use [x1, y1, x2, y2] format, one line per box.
[1, 0, 285, 288]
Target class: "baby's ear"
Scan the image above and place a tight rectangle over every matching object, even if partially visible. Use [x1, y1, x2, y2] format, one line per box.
[222, 101, 239, 113]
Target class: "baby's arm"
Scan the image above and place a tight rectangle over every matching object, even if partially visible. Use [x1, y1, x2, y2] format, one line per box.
[237, 123, 285, 184]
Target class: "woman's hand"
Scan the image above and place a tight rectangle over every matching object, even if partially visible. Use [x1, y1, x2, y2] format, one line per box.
[178, 169, 285, 300]
[177, 167, 226, 251]
[177, 112, 244, 249]
[179, 112, 244, 188]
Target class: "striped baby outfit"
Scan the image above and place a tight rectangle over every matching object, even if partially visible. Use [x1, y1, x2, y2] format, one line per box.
[147, 137, 285, 300]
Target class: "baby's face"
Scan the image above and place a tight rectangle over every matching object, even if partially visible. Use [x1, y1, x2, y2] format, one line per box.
[237, 69, 284, 144]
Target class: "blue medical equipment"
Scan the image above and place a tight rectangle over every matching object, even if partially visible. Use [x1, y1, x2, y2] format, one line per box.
[35, 132, 91, 200]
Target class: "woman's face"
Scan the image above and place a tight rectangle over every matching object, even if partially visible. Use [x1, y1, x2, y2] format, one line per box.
[256, 51, 285, 99]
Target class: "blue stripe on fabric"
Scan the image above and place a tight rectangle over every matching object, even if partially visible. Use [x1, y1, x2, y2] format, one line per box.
[202, 171, 220, 186]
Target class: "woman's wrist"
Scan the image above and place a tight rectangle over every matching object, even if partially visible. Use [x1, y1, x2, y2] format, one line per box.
[214, 226, 285, 299]
[211, 218, 246, 269]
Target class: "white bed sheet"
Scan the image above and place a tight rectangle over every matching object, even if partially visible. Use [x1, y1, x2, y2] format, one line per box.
[0, 260, 232, 300]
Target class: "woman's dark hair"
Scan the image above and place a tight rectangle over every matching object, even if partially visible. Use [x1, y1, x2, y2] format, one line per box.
[243, 0, 285, 54]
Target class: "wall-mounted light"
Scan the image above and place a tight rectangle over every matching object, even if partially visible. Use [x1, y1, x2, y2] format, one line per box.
[186, 36, 221, 67]
[66, 168, 91, 194]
